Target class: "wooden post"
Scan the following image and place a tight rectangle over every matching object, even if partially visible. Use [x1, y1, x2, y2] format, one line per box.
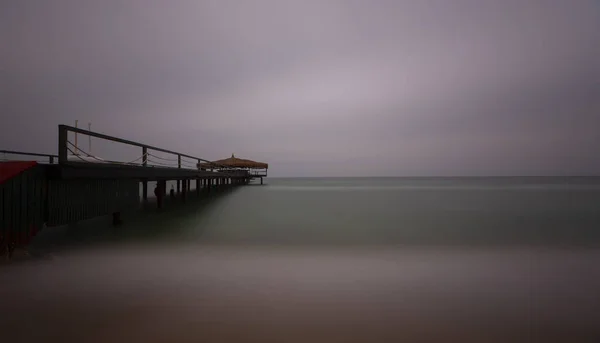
[58, 125, 68, 164]
[177, 155, 181, 193]
[196, 178, 200, 196]
[141, 179, 147, 201]
[182, 179, 187, 202]
[157, 180, 166, 209]
[260, 177, 263, 185]
[142, 147, 148, 201]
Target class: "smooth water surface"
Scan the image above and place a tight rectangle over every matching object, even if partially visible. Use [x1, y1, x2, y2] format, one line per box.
[2, 177, 600, 342]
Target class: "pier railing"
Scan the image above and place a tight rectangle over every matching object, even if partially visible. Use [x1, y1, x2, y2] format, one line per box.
[57, 125, 232, 172]
[249, 169, 268, 177]
[0, 150, 58, 164]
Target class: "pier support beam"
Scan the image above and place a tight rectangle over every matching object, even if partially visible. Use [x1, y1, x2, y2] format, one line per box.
[196, 178, 200, 196]
[156, 180, 166, 209]
[260, 177, 263, 185]
[177, 180, 181, 194]
[142, 146, 148, 200]
[142, 180, 148, 201]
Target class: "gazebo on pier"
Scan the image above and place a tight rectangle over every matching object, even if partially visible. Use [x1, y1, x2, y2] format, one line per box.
[198, 154, 268, 184]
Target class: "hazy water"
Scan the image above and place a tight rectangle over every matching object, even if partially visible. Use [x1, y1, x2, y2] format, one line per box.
[188, 177, 600, 247]
[2, 177, 600, 342]
[129, 177, 600, 247]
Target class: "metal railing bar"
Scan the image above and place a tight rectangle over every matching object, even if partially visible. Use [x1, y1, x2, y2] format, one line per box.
[60, 125, 213, 163]
[0, 150, 58, 159]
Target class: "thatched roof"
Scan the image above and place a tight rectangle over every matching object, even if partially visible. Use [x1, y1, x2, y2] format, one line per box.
[198, 154, 268, 169]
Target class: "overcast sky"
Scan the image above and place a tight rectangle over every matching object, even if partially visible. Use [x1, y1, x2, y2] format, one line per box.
[2, 0, 599, 176]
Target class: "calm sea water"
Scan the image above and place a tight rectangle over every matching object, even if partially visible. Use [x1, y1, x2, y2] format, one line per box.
[117, 176, 600, 247]
[3, 177, 600, 342]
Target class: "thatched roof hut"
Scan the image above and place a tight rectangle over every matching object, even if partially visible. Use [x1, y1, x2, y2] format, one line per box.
[198, 154, 268, 169]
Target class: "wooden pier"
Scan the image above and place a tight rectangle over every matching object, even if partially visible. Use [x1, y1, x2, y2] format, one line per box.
[0, 124, 268, 258]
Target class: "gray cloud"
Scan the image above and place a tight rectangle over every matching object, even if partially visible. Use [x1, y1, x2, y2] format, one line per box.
[2, 0, 599, 176]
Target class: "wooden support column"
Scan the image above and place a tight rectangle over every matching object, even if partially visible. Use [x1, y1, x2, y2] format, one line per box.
[177, 155, 182, 193]
[58, 125, 68, 163]
[260, 177, 263, 185]
[142, 180, 147, 201]
[196, 178, 200, 196]
[182, 179, 187, 202]
[157, 180, 166, 209]
[142, 147, 148, 201]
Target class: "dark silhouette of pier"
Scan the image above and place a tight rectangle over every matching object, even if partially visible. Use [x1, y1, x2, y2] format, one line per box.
[0, 124, 268, 258]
